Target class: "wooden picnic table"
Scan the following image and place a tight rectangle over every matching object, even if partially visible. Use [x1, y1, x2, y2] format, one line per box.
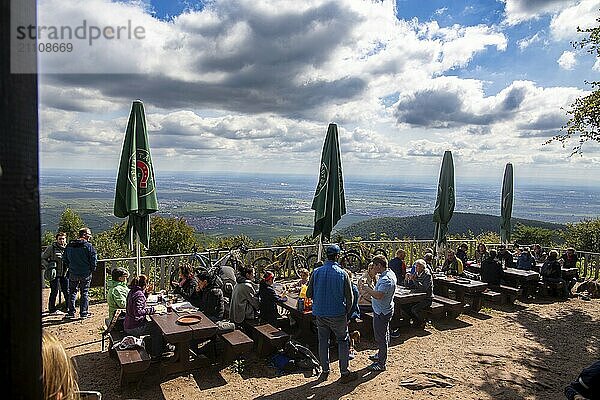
[150, 310, 218, 376]
[433, 275, 488, 312]
[394, 286, 428, 304]
[467, 263, 540, 295]
[279, 294, 316, 343]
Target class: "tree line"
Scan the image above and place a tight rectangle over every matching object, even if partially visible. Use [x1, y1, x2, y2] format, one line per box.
[42, 208, 600, 258]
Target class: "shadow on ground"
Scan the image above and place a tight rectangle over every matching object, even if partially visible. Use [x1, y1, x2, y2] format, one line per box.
[474, 304, 599, 400]
[254, 367, 378, 400]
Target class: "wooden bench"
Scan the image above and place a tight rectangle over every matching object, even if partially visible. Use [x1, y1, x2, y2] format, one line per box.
[481, 290, 502, 304]
[538, 281, 566, 298]
[108, 331, 151, 387]
[433, 295, 463, 319]
[220, 330, 254, 364]
[102, 309, 124, 352]
[499, 285, 522, 304]
[246, 323, 289, 357]
[426, 301, 445, 319]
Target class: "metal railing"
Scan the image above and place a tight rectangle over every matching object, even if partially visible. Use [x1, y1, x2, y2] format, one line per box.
[96, 240, 600, 297]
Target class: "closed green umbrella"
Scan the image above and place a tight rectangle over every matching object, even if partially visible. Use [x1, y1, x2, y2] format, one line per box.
[500, 163, 513, 244]
[433, 151, 455, 257]
[312, 123, 346, 259]
[114, 100, 158, 274]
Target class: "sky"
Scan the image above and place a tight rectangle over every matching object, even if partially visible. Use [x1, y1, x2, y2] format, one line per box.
[35, 0, 600, 184]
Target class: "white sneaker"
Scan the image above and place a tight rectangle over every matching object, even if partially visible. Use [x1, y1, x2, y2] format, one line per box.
[51, 310, 66, 316]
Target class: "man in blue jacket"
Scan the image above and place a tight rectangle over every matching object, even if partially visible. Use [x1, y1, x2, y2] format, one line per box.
[307, 244, 357, 383]
[64, 227, 97, 319]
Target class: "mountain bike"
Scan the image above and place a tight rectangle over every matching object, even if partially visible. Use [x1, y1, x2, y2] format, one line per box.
[339, 241, 388, 273]
[171, 244, 248, 298]
[252, 245, 308, 279]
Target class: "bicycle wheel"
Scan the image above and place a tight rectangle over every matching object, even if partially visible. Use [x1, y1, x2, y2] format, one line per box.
[225, 255, 245, 274]
[252, 256, 274, 278]
[373, 248, 388, 258]
[292, 254, 308, 278]
[340, 251, 363, 273]
[189, 253, 210, 269]
[305, 254, 320, 270]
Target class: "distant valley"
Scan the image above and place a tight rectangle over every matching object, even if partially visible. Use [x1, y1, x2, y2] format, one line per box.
[40, 169, 598, 243]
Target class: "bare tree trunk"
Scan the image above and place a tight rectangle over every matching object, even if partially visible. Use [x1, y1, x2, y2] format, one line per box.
[0, 0, 41, 397]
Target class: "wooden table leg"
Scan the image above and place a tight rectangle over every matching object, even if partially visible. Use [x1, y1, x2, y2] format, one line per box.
[471, 294, 483, 312]
[161, 341, 209, 377]
[454, 289, 465, 303]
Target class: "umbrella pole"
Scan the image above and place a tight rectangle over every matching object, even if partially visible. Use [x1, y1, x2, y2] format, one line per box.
[317, 234, 323, 262]
[136, 233, 141, 277]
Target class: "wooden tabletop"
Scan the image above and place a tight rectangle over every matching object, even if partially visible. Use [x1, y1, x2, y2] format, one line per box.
[150, 311, 218, 343]
[468, 263, 540, 282]
[393, 286, 428, 304]
[503, 268, 540, 281]
[434, 275, 488, 292]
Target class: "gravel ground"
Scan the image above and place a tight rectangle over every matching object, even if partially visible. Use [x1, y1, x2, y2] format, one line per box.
[42, 289, 599, 400]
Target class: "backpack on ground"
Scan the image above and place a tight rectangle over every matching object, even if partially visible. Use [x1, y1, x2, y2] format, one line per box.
[283, 340, 322, 375]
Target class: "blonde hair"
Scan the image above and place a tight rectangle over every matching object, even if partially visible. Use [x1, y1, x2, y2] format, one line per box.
[42, 330, 80, 400]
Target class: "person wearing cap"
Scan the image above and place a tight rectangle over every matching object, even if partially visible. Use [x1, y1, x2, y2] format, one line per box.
[107, 267, 130, 321]
[306, 244, 357, 383]
[258, 270, 287, 326]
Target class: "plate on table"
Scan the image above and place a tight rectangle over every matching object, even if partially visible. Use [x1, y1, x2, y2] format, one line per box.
[456, 278, 471, 284]
[172, 301, 198, 312]
[176, 314, 202, 325]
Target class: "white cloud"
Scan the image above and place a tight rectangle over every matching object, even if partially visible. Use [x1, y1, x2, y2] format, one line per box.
[517, 31, 543, 50]
[557, 50, 578, 69]
[550, 0, 600, 41]
[36, 0, 600, 179]
[502, 0, 573, 25]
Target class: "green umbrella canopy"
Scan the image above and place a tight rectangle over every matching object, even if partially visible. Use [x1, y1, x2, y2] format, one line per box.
[500, 163, 514, 244]
[433, 150, 455, 249]
[311, 123, 346, 241]
[114, 100, 158, 249]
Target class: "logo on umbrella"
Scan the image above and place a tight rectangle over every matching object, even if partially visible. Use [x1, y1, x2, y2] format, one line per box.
[128, 149, 155, 196]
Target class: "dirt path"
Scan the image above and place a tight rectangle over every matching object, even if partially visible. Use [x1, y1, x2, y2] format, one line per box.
[42, 290, 599, 400]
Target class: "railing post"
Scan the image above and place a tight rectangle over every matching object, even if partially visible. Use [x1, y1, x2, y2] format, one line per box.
[160, 257, 166, 291]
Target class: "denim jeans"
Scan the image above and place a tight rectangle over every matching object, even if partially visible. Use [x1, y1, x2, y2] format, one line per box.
[373, 311, 392, 367]
[48, 276, 69, 312]
[315, 315, 350, 374]
[67, 274, 92, 316]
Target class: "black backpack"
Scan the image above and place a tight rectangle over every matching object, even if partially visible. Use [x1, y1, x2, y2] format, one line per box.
[283, 340, 322, 375]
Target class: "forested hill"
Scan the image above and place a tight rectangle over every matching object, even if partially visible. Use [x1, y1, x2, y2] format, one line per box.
[337, 212, 565, 240]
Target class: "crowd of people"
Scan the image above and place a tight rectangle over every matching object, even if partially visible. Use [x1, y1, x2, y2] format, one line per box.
[42, 232, 593, 395]
[474, 242, 580, 297]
